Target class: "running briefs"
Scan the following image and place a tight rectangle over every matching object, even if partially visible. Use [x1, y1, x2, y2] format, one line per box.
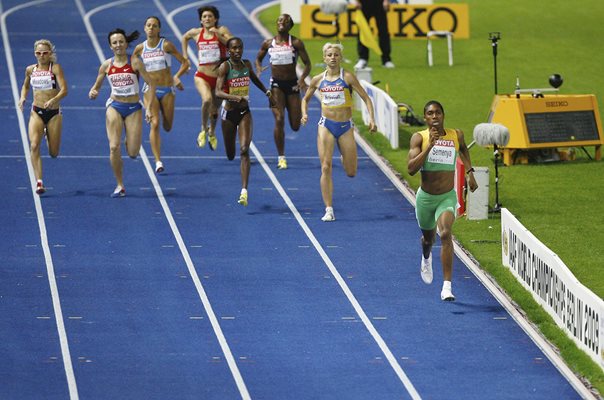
[32, 105, 60, 125]
[269, 77, 300, 96]
[142, 83, 175, 101]
[318, 116, 353, 139]
[106, 98, 143, 119]
[221, 106, 250, 126]
[415, 188, 457, 231]
[195, 70, 218, 90]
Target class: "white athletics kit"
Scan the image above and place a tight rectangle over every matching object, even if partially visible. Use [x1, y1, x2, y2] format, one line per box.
[141, 38, 171, 72]
[268, 35, 297, 66]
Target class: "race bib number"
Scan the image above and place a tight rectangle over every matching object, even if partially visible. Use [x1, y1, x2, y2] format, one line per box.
[269, 48, 294, 65]
[427, 143, 455, 165]
[199, 44, 220, 64]
[321, 88, 346, 107]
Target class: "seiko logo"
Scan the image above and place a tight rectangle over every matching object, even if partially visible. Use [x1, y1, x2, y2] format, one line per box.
[545, 101, 568, 107]
[307, 5, 465, 39]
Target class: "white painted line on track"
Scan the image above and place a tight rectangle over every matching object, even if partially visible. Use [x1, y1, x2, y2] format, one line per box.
[1, 1, 79, 398]
[249, 108, 423, 400]
[77, 0, 253, 398]
[243, 1, 423, 396]
[158, 1, 421, 397]
[249, 2, 592, 399]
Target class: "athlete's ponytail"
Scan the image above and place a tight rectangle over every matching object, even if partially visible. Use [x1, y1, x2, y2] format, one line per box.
[107, 28, 140, 47]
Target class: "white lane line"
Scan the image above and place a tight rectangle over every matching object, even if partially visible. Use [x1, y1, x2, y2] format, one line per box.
[251, 142, 421, 400]
[1, 1, 79, 398]
[81, 0, 252, 398]
[250, 0, 424, 397]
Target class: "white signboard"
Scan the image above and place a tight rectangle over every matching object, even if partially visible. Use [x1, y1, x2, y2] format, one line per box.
[357, 80, 399, 149]
[501, 208, 604, 369]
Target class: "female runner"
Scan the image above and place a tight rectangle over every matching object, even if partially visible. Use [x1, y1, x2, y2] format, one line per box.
[181, 6, 232, 151]
[301, 43, 376, 221]
[89, 29, 156, 197]
[215, 37, 273, 206]
[133, 16, 189, 173]
[18, 39, 68, 195]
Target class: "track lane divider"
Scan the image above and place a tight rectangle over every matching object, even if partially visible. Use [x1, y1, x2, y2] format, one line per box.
[74, 0, 251, 398]
[161, 0, 422, 397]
[1, 0, 79, 398]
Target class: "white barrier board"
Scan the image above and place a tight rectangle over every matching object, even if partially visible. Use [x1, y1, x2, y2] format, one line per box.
[501, 208, 604, 369]
[358, 80, 399, 149]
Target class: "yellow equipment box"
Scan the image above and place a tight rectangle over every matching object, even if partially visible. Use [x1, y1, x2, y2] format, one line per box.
[487, 94, 603, 165]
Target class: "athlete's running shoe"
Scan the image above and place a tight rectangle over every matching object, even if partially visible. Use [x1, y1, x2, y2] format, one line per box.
[197, 130, 207, 148]
[155, 160, 164, 173]
[208, 134, 217, 151]
[321, 207, 335, 222]
[111, 186, 126, 198]
[277, 157, 287, 170]
[420, 253, 433, 284]
[441, 282, 455, 301]
[36, 181, 46, 195]
[238, 191, 248, 206]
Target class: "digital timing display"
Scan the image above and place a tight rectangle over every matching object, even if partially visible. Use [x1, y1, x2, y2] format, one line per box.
[524, 111, 600, 143]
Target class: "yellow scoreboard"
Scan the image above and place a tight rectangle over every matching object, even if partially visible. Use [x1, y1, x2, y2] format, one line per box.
[487, 94, 603, 165]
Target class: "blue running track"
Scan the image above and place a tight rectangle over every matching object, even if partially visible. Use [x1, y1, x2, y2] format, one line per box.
[0, 0, 595, 399]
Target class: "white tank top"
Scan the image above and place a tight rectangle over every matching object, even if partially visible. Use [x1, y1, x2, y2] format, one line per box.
[141, 38, 171, 72]
[268, 35, 297, 66]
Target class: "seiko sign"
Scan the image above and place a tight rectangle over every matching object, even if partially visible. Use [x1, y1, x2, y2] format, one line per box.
[546, 101, 569, 107]
[300, 4, 470, 40]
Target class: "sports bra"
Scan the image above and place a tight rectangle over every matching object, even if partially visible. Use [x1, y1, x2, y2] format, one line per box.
[107, 56, 140, 97]
[197, 28, 226, 65]
[319, 68, 352, 109]
[223, 60, 250, 98]
[30, 63, 57, 91]
[141, 38, 171, 72]
[419, 128, 460, 172]
[268, 35, 297, 66]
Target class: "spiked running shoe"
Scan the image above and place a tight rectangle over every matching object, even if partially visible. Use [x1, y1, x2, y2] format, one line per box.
[441, 282, 455, 301]
[111, 186, 126, 198]
[155, 160, 164, 173]
[321, 207, 335, 222]
[36, 181, 46, 195]
[421, 253, 433, 284]
[277, 157, 287, 170]
[208, 134, 217, 151]
[238, 191, 248, 206]
[197, 130, 207, 148]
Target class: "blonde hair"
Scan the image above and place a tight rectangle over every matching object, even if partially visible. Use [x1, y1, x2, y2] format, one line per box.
[33, 39, 57, 62]
[322, 42, 344, 56]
